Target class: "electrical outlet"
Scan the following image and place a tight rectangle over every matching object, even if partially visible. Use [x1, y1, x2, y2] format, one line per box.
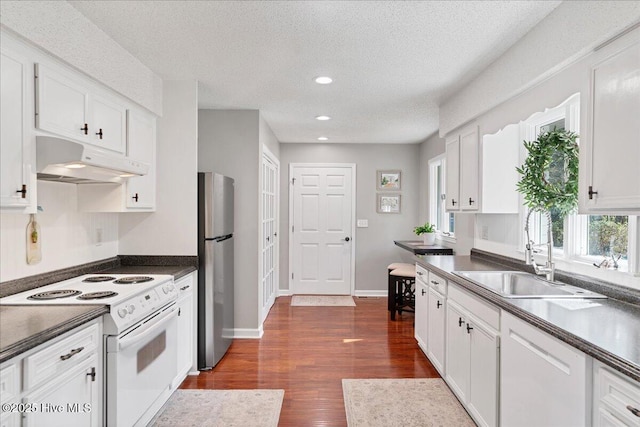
[96, 228, 103, 246]
[481, 225, 489, 240]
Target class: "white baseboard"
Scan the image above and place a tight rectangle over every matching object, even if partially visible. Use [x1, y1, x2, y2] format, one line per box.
[277, 289, 292, 296]
[354, 290, 387, 297]
[233, 327, 264, 339]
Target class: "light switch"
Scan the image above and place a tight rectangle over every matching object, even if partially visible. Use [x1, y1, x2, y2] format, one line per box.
[357, 219, 368, 228]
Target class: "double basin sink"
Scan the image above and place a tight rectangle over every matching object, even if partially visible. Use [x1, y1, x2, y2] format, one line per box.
[453, 271, 606, 299]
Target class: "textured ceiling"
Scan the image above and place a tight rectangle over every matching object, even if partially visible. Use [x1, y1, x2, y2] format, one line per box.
[69, 1, 561, 144]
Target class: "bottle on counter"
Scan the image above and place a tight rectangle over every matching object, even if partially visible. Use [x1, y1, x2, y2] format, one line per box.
[26, 213, 42, 265]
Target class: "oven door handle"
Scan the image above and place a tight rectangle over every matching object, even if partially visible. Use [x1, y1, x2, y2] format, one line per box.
[118, 306, 178, 351]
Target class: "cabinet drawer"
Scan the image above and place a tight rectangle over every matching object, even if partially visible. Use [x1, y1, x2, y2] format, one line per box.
[449, 282, 499, 331]
[595, 363, 640, 426]
[0, 363, 19, 404]
[24, 322, 99, 391]
[427, 271, 447, 296]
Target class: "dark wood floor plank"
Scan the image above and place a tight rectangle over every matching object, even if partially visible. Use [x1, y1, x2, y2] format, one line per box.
[180, 296, 439, 426]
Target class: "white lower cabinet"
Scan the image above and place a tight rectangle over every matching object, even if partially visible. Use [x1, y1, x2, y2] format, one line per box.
[426, 286, 446, 376]
[0, 318, 102, 427]
[445, 283, 499, 427]
[501, 311, 587, 427]
[593, 361, 640, 426]
[174, 273, 196, 388]
[414, 266, 429, 353]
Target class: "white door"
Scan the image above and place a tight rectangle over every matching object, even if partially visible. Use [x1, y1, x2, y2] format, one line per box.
[261, 152, 279, 320]
[414, 279, 428, 353]
[290, 165, 354, 295]
[427, 287, 446, 376]
[126, 109, 156, 209]
[445, 135, 460, 211]
[459, 125, 479, 211]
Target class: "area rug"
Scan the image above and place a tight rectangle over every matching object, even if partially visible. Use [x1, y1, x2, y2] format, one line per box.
[290, 295, 356, 306]
[342, 378, 475, 427]
[150, 389, 284, 427]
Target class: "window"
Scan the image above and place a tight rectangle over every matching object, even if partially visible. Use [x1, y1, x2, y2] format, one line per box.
[429, 155, 455, 238]
[521, 93, 635, 273]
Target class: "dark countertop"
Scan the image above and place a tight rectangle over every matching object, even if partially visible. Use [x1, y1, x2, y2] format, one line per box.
[99, 265, 196, 279]
[416, 255, 640, 382]
[394, 240, 454, 255]
[0, 305, 109, 364]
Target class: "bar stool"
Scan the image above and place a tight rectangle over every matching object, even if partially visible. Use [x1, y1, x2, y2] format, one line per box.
[387, 263, 414, 313]
[389, 266, 416, 321]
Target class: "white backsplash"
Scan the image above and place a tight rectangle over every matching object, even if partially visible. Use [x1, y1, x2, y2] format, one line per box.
[0, 181, 118, 282]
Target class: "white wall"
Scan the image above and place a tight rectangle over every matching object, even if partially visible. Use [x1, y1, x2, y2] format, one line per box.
[119, 80, 199, 255]
[0, 0, 163, 115]
[279, 143, 420, 295]
[198, 110, 261, 333]
[0, 181, 119, 282]
[439, 1, 640, 136]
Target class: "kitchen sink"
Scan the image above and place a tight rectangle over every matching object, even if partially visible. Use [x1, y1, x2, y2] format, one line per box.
[452, 271, 607, 299]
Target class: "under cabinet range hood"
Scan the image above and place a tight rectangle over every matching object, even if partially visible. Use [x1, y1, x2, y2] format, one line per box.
[36, 136, 149, 184]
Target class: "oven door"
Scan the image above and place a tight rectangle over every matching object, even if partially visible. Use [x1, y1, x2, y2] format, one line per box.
[106, 303, 178, 427]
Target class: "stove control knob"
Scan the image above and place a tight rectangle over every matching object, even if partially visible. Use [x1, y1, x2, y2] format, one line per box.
[117, 308, 127, 318]
[168, 283, 175, 292]
[162, 285, 170, 294]
[127, 304, 135, 314]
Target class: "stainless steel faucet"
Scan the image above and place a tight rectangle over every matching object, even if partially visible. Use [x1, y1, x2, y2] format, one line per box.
[524, 209, 555, 282]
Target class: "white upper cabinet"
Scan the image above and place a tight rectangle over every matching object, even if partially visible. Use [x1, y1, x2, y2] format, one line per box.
[581, 27, 640, 213]
[36, 63, 127, 154]
[480, 123, 521, 213]
[1, 42, 35, 211]
[446, 124, 479, 212]
[125, 109, 156, 209]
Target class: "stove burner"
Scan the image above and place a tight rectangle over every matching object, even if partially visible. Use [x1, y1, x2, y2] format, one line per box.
[82, 276, 116, 283]
[77, 291, 118, 300]
[113, 276, 154, 284]
[28, 289, 82, 300]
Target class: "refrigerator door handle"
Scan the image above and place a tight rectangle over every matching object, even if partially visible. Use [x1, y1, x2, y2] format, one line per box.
[205, 234, 233, 243]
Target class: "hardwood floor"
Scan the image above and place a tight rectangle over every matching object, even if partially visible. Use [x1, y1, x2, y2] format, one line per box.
[180, 296, 439, 426]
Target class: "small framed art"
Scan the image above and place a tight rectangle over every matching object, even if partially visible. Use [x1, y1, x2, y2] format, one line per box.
[376, 170, 401, 191]
[377, 193, 401, 213]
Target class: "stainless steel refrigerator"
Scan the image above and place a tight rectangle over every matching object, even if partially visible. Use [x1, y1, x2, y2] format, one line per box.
[197, 172, 234, 370]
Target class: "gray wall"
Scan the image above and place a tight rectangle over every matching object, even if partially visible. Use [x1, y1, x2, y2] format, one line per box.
[279, 143, 420, 294]
[198, 110, 260, 333]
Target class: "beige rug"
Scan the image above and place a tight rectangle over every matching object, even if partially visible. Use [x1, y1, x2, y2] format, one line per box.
[291, 295, 356, 306]
[150, 389, 284, 427]
[342, 378, 475, 427]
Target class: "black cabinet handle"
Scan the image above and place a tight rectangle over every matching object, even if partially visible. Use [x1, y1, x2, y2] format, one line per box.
[80, 123, 88, 135]
[60, 346, 84, 361]
[627, 405, 640, 417]
[451, 199, 457, 206]
[343, 237, 350, 242]
[86, 367, 96, 382]
[421, 289, 426, 296]
[458, 317, 464, 327]
[588, 186, 598, 200]
[466, 323, 474, 334]
[96, 128, 103, 139]
[430, 280, 439, 285]
[469, 197, 475, 205]
[132, 193, 139, 202]
[16, 184, 27, 199]
[436, 300, 442, 309]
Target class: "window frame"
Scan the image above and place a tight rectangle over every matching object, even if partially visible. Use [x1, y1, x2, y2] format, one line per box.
[429, 154, 455, 242]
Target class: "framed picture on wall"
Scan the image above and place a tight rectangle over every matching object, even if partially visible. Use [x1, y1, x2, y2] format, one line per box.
[376, 170, 401, 191]
[377, 193, 401, 213]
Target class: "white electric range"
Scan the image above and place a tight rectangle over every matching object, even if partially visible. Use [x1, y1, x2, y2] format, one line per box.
[1, 274, 179, 427]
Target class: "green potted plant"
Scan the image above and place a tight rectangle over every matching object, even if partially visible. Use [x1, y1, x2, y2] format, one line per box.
[414, 222, 436, 245]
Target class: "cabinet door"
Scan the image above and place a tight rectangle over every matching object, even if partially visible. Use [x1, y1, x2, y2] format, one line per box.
[88, 94, 126, 153]
[583, 28, 640, 212]
[0, 412, 20, 427]
[126, 110, 156, 209]
[426, 288, 446, 376]
[445, 135, 460, 211]
[35, 64, 89, 142]
[414, 279, 429, 353]
[501, 312, 587, 427]
[460, 125, 479, 211]
[176, 290, 194, 382]
[23, 355, 100, 427]
[1, 47, 33, 209]
[467, 320, 499, 427]
[445, 301, 469, 402]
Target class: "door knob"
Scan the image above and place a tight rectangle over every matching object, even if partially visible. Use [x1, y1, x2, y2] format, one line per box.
[343, 237, 351, 242]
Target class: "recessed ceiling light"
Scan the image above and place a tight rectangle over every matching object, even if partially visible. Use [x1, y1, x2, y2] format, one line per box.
[317, 137, 329, 141]
[314, 76, 333, 85]
[315, 115, 331, 121]
[65, 163, 86, 169]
